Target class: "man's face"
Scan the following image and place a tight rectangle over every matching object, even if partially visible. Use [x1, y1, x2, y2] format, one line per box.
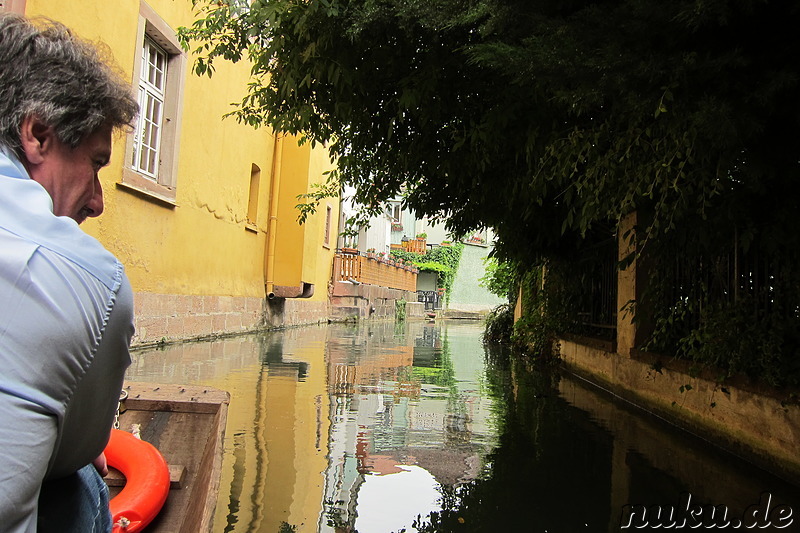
[27, 124, 112, 224]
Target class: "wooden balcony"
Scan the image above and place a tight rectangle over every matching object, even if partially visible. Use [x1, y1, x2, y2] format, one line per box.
[333, 249, 418, 292]
[402, 238, 427, 254]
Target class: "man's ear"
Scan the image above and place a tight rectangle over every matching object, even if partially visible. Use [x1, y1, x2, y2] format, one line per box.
[19, 115, 57, 166]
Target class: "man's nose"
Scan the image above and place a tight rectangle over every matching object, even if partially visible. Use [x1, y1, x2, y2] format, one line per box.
[86, 176, 104, 218]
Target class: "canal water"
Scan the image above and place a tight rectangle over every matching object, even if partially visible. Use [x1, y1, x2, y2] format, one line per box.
[128, 320, 800, 532]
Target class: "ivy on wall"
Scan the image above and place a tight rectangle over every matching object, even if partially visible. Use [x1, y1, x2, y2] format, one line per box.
[391, 243, 464, 302]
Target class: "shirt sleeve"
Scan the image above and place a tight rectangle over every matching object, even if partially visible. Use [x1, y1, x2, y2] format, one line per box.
[48, 275, 134, 478]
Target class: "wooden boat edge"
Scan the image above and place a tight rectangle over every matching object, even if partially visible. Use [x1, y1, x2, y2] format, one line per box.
[119, 382, 230, 533]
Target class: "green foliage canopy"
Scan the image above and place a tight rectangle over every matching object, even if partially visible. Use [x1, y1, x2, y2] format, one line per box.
[180, 0, 800, 264]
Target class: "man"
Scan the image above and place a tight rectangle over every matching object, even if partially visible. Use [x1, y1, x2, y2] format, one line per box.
[0, 14, 138, 532]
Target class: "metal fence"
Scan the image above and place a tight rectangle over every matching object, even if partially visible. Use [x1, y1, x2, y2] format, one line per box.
[417, 290, 442, 311]
[573, 237, 619, 339]
[663, 237, 789, 325]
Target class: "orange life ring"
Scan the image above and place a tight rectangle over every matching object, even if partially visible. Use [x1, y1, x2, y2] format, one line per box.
[104, 428, 170, 533]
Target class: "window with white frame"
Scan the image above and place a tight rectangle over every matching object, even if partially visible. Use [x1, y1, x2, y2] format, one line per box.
[132, 36, 167, 179]
[120, 2, 185, 204]
[324, 205, 332, 247]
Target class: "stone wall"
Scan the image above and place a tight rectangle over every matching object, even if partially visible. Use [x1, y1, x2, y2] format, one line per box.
[132, 284, 423, 348]
[133, 292, 264, 346]
[263, 298, 330, 329]
[559, 338, 800, 484]
[329, 281, 417, 320]
[132, 291, 330, 347]
[406, 301, 427, 318]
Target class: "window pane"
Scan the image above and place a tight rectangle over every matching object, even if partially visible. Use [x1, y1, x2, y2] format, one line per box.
[132, 37, 167, 180]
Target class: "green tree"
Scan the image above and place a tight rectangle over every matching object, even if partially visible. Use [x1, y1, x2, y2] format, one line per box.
[181, 0, 800, 382]
[181, 0, 800, 260]
[479, 256, 517, 303]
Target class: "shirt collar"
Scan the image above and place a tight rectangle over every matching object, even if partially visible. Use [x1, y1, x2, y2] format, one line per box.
[0, 146, 122, 291]
[0, 144, 33, 178]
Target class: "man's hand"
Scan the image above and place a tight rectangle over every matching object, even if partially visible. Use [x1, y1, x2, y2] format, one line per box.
[92, 452, 108, 477]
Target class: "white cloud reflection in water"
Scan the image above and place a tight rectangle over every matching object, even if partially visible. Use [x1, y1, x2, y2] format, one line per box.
[354, 465, 441, 533]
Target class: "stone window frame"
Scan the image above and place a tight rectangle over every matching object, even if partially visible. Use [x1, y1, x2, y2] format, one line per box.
[0, 0, 26, 14]
[118, 1, 185, 206]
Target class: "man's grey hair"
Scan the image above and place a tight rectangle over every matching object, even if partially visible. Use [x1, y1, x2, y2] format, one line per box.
[0, 14, 138, 158]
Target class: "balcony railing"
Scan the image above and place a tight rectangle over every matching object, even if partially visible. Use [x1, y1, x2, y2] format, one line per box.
[333, 249, 418, 292]
[403, 238, 427, 254]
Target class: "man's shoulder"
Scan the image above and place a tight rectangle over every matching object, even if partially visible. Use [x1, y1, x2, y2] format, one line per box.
[0, 211, 123, 298]
[0, 220, 124, 294]
[0, 227, 39, 263]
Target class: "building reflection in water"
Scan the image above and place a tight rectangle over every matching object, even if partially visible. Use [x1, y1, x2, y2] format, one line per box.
[127, 327, 333, 533]
[127, 321, 499, 533]
[128, 321, 800, 533]
[321, 322, 499, 532]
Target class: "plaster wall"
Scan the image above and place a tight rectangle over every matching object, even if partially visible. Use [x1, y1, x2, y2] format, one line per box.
[416, 219, 449, 245]
[448, 243, 505, 312]
[299, 143, 339, 301]
[274, 137, 310, 290]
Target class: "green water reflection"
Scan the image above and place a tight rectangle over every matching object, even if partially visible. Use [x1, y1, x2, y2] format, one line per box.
[129, 321, 800, 533]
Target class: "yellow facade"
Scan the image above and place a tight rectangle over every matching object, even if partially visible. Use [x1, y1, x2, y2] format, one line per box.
[16, 0, 339, 342]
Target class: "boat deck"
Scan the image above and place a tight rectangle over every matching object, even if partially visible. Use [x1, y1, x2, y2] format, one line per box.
[106, 382, 229, 533]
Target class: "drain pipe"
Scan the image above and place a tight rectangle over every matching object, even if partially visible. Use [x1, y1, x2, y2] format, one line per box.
[265, 133, 283, 299]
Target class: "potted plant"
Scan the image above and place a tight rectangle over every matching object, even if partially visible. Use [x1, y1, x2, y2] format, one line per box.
[416, 232, 427, 240]
[366, 247, 376, 259]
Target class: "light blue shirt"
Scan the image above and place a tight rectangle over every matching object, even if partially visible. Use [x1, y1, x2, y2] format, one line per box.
[0, 146, 133, 532]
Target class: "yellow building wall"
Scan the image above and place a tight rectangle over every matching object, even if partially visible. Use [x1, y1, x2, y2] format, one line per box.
[303, 141, 339, 301]
[199, 332, 331, 533]
[274, 137, 311, 291]
[25, 0, 275, 299]
[22, 0, 340, 339]
[273, 136, 339, 303]
[123, 331, 332, 533]
[302, 144, 340, 301]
